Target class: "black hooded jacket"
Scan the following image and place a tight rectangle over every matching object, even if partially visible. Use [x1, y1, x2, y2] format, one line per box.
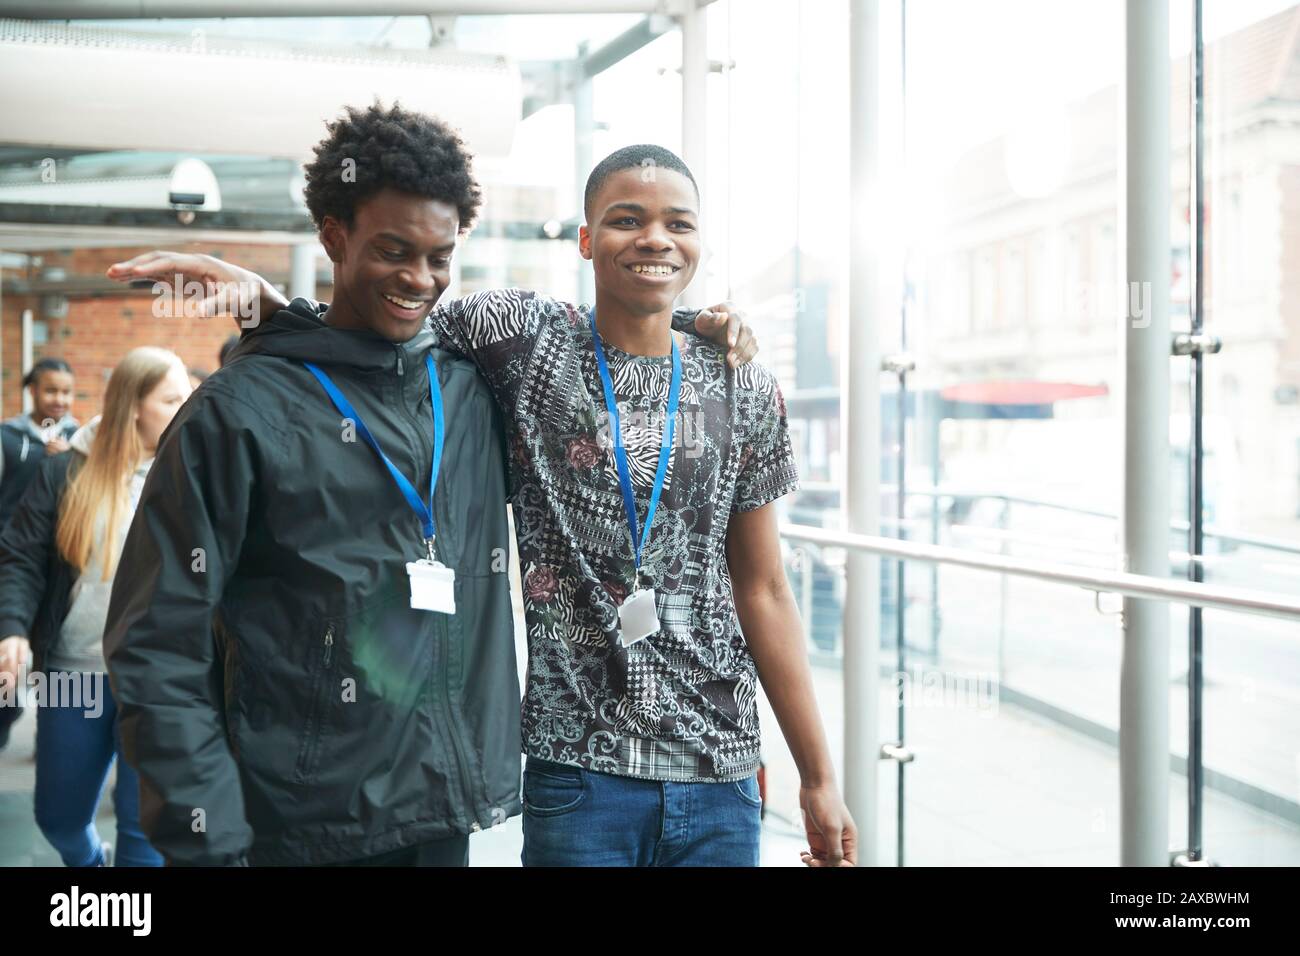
[103, 299, 521, 865]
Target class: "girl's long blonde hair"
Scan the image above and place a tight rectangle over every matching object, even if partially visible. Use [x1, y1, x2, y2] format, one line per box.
[56, 347, 182, 580]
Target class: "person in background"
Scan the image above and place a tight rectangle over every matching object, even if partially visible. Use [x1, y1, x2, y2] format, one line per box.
[0, 347, 190, 866]
[0, 357, 78, 751]
[188, 367, 210, 391]
[0, 358, 78, 528]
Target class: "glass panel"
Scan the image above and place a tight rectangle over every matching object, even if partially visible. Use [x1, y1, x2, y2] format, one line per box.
[1180, 0, 1300, 860]
[752, 0, 1300, 864]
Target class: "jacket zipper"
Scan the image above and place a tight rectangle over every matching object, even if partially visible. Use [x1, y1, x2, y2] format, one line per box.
[440, 614, 480, 832]
[423, 413, 479, 833]
[295, 622, 334, 783]
[396, 349, 478, 830]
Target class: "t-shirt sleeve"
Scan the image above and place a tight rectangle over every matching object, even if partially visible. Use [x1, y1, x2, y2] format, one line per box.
[732, 372, 800, 513]
[426, 289, 537, 362]
[425, 288, 543, 404]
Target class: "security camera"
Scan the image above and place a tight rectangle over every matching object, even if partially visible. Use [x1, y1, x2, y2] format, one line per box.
[167, 158, 221, 224]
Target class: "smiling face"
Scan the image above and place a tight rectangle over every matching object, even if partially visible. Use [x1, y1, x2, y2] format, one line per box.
[579, 166, 700, 318]
[320, 187, 459, 343]
[31, 370, 74, 425]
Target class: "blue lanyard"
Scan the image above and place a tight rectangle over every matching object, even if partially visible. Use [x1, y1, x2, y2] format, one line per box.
[588, 311, 681, 573]
[303, 354, 445, 558]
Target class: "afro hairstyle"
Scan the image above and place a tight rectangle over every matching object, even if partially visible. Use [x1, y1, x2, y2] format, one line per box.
[302, 101, 483, 235]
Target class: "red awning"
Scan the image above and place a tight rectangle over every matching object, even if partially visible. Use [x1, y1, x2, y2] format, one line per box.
[939, 381, 1109, 406]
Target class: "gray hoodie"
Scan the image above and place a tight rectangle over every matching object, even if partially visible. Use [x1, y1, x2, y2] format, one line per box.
[44, 418, 154, 674]
[0, 411, 79, 485]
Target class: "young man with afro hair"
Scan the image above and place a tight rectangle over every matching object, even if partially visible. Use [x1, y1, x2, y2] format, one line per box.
[103, 103, 751, 866]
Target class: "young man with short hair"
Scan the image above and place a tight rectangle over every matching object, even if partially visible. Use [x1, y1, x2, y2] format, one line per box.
[429, 145, 856, 866]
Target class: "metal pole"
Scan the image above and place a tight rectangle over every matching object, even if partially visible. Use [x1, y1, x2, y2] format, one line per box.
[0, 252, 4, 418]
[929, 404, 941, 661]
[724, 3, 734, 301]
[0, 0, 706, 17]
[574, 47, 597, 307]
[1121, 0, 1172, 867]
[894, 0, 908, 869]
[448, 244, 462, 300]
[998, 500, 1010, 688]
[289, 242, 316, 301]
[1184, 0, 1207, 865]
[846, 0, 883, 868]
[20, 307, 32, 416]
[894, 379, 906, 869]
[793, 0, 803, 374]
[680, 0, 708, 305]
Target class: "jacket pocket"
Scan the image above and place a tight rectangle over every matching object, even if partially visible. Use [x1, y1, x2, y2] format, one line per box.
[314, 593, 434, 785]
[292, 620, 336, 785]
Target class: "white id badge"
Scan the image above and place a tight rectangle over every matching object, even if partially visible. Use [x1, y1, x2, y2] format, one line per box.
[617, 588, 659, 647]
[406, 560, 456, 614]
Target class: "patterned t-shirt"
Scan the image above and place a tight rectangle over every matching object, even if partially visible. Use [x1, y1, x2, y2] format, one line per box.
[430, 289, 799, 782]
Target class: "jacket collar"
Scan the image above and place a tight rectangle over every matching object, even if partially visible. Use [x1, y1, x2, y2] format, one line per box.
[229, 298, 434, 376]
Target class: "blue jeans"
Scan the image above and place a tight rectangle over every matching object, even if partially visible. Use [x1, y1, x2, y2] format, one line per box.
[521, 756, 761, 867]
[33, 672, 162, 867]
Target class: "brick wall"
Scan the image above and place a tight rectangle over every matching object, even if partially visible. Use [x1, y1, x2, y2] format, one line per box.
[1, 242, 331, 419]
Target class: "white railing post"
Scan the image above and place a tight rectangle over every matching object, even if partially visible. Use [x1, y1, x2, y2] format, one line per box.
[289, 242, 316, 301]
[1121, 0, 1173, 868]
[680, 0, 708, 305]
[846, 0, 884, 867]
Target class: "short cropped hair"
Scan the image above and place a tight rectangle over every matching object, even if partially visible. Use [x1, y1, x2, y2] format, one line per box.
[583, 144, 698, 222]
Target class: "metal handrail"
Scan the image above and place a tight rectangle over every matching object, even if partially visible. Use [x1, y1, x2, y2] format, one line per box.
[862, 517, 1234, 567]
[797, 481, 1300, 558]
[779, 522, 1300, 623]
